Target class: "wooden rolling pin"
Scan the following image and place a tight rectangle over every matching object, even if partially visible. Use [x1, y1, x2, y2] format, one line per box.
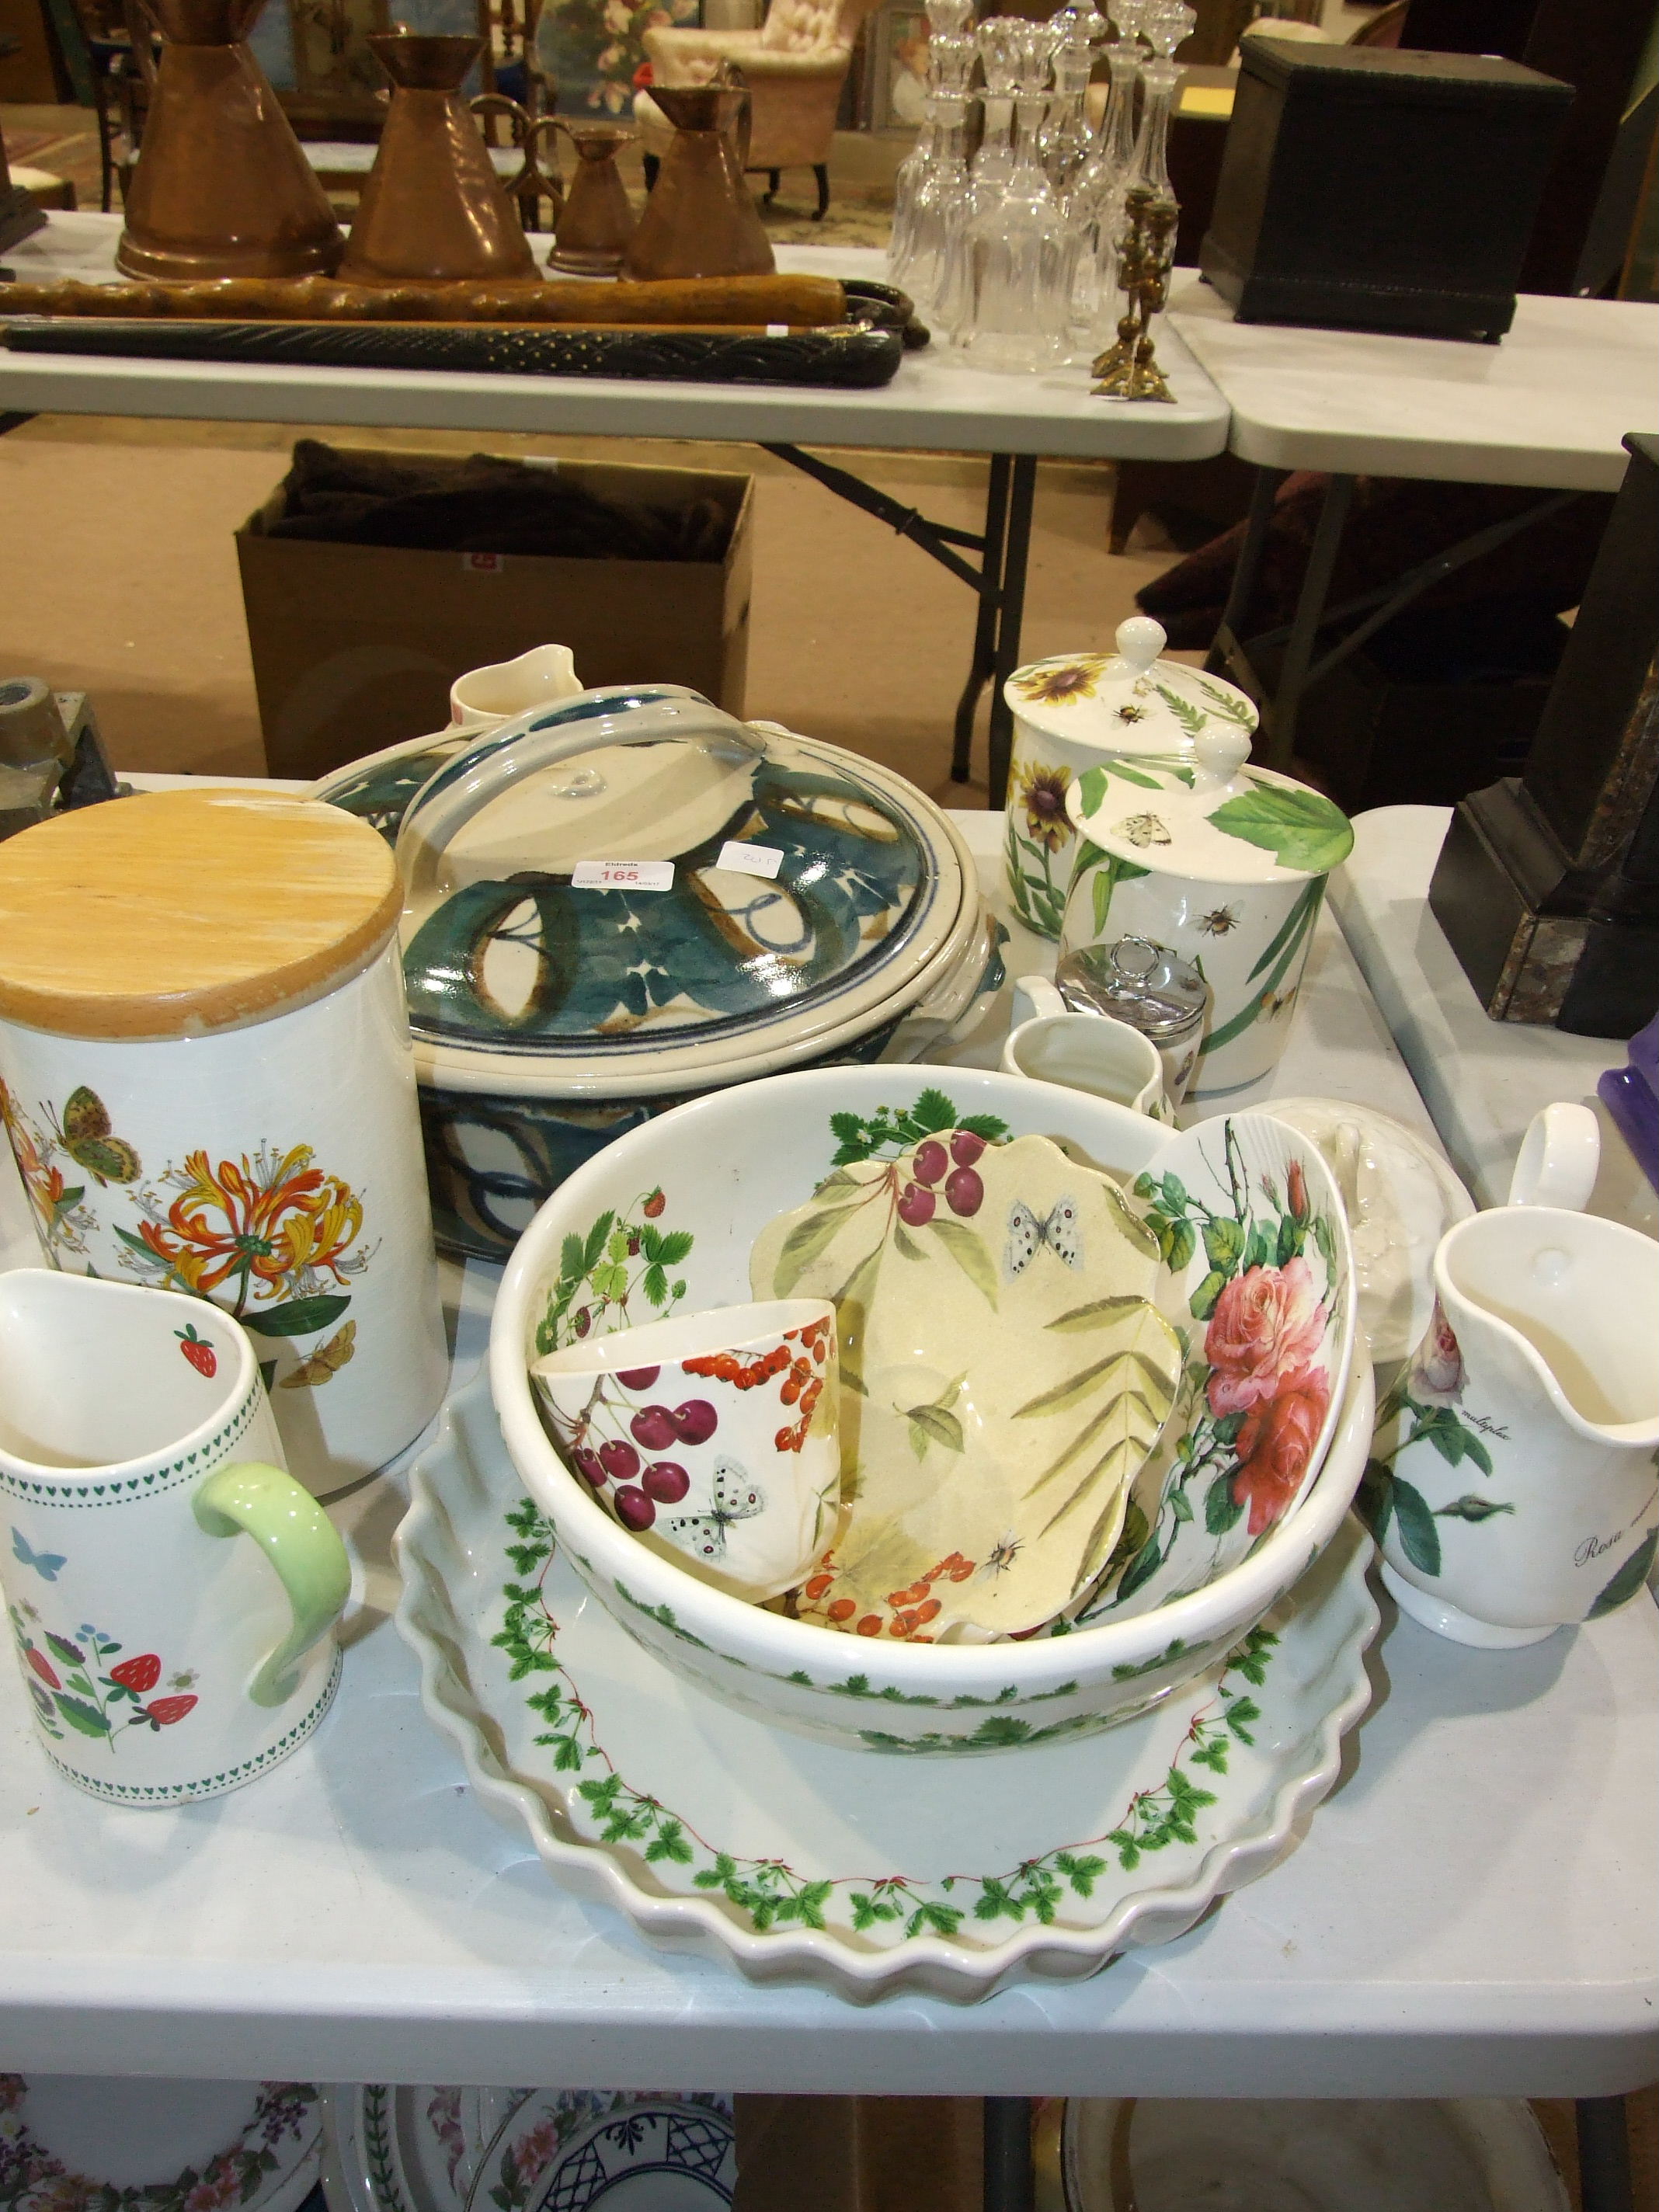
[0, 274, 849, 328]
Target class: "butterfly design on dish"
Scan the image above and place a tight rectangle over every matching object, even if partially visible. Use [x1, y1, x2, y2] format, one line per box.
[11, 1528, 67, 1583]
[666, 1459, 765, 1563]
[1005, 1196, 1083, 1278]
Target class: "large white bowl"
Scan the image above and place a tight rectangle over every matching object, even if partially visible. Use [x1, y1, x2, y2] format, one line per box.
[490, 1065, 1368, 1754]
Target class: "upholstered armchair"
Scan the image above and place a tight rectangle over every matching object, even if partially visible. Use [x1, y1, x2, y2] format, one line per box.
[633, 0, 882, 218]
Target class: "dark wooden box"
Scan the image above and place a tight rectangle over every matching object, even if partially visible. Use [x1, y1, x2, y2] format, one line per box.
[1198, 41, 1572, 340]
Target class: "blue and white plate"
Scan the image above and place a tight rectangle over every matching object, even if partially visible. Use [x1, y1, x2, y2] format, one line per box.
[466, 2095, 736, 2212]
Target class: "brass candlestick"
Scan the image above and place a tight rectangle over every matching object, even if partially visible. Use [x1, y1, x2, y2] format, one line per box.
[1092, 184, 1178, 405]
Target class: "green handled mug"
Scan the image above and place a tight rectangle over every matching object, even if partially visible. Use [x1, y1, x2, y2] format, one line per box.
[0, 1270, 351, 1805]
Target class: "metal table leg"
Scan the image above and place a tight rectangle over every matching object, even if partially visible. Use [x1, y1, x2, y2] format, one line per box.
[986, 453, 1038, 812]
[951, 452, 1012, 784]
[1205, 462, 1285, 685]
[1576, 2096, 1634, 2212]
[1261, 470, 1355, 770]
[763, 441, 1036, 808]
[983, 2095, 1035, 2212]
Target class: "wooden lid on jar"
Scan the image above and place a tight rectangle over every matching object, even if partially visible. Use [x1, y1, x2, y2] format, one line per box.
[0, 788, 402, 1040]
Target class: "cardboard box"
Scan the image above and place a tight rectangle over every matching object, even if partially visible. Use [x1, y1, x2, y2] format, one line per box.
[238, 449, 753, 782]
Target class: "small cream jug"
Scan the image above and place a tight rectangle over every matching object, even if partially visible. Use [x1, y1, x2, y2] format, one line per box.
[1366, 1205, 1659, 1647]
[0, 1271, 351, 1803]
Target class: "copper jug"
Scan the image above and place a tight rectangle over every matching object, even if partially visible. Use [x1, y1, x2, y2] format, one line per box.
[116, 0, 343, 282]
[339, 33, 538, 286]
[549, 120, 636, 276]
[623, 77, 774, 282]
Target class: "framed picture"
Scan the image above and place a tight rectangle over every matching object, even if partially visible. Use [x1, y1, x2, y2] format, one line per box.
[861, 2, 930, 131]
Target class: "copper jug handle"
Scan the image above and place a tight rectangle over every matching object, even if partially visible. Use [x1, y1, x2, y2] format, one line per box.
[467, 92, 565, 225]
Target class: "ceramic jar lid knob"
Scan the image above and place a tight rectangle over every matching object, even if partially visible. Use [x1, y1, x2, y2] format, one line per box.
[1191, 723, 1253, 791]
[1114, 614, 1166, 678]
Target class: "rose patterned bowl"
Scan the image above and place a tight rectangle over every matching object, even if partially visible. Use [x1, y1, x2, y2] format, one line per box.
[489, 1066, 1367, 1755]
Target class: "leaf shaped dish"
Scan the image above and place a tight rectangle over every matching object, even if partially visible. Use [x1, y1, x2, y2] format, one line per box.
[750, 1132, 1182, 1639]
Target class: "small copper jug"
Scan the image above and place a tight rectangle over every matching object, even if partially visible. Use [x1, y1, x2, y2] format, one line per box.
[116, 0, 343, 282]
[549, 120, 636, 276]
[623, 76, 774, 282]
[339, 32, 538, 286]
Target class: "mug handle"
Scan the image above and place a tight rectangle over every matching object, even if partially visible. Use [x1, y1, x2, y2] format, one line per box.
[193, 1462, 352, 1709]
[1507, 1101, 1601, 1212]
[1010, 972, 1068, 1027]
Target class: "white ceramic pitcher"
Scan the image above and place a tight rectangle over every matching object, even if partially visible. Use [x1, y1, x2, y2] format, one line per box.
[1367, 1202, 1659, 1647]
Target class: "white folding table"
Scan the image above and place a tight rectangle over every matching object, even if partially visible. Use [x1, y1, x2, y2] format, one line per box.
[1165, 275, 1659, 768]
[0, 214, 1230, 804]
[1, 809, 1652, 2167]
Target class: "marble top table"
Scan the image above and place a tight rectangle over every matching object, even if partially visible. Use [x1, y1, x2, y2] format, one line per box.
[0, 214, 1229, 459]
[1167, 274, 1659, 492]
[0, 795, 1653, 2098]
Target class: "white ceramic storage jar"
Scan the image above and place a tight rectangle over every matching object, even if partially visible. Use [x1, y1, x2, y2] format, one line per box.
[0, 788, 447, 1497]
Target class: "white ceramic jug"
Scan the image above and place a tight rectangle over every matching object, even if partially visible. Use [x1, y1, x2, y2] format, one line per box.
[448, 643, 583, 730]
[1366, 1202, 1659, 1647]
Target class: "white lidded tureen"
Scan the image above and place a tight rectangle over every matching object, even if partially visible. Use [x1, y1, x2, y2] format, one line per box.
[1002, 615, 1257, 940]
[1060, 722, 1355, 1097]
[315, 686, 1002, 1259]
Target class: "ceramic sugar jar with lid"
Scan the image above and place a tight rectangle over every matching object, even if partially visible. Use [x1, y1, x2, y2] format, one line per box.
[1059, 722, 1354, 1097]
[1002, 615, 1258, 941]
[0, 788, 447, 1497]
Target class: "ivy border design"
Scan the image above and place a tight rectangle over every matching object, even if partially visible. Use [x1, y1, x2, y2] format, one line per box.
[489, 1500, 1278, 1944]
[32, 1647, 340, 1803]
[0, 1383, 262, 1509]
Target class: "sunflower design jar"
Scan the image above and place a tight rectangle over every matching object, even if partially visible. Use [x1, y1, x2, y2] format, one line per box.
[1003, 616, 1257, 941]
[0, 789, 447, 1497]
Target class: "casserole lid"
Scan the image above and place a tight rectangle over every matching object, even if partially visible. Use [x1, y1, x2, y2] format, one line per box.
[1003, 617, 1257, 760]
[336, 688, 971, 1086]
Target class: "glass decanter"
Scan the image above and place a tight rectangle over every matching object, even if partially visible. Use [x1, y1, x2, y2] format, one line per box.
[1091, 0, 1190, 349]
[956, 85, 1079, 372]
[887, 30, 973, 295]
[906, 85, 973, 317]
[1069, 0, 1149, 329]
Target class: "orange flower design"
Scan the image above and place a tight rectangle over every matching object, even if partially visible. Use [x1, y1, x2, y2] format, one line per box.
[0, 1077, 89, 1254]
[136, 1144, 364, 1314]
[1014, 658, 1109, 707]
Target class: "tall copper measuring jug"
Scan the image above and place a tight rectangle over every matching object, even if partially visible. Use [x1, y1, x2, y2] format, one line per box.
[623, 77, 774, 281]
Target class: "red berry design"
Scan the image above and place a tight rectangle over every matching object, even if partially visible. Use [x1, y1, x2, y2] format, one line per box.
[896, 1181, 936, 1228]
[642, 1189, 666, 1218]
[110, 1653, 162, 1694]
[598, 1438, 642, 1482]
[572, 1446, 607, 1487]
[670, 1399, 718, 1445]
[144, 1695, 198, 1727]
[642, 1460, 690, 1504]
[574, 1308, 592, 1337]
[629, 1404, 679, 1452]
[944, 1165, 984, 1217]
[913, 1139, 948, 1187]
[25, 1647, 59, 1690]
[950, 1130, 986, 1168]
[175, 1324, 217, 1378]
[614, 1486, 656, 1531]
[617, 1365, 660, 1391]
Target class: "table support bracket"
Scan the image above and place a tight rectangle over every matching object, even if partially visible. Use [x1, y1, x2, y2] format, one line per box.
[760, 441, 1037, 810]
